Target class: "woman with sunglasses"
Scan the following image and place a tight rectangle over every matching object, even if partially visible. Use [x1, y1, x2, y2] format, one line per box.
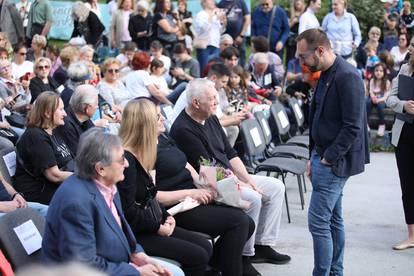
[11, 43, 33, 80]
[97, 58, 130, 111]
[29, 57, 60, 103]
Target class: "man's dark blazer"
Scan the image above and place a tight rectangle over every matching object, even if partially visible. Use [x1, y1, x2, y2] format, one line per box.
[42, 174, 143, 276]
[309, 56, 370, 177]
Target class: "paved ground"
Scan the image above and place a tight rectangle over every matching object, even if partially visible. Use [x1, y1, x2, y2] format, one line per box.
[256, 152, 414, 276]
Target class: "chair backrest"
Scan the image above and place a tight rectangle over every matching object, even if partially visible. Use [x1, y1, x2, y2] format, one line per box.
[288, 97, 305, 128]
[0, 208, 45, 270]
[270, 101, 291, 136]
[240, 119, 267, 156]
[254, 111, 272, 146]
[160, 104, 176, 132]
[0, 146, 16, 185]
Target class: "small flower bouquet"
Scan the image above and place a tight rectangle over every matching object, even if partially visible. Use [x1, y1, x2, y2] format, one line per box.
[196, 157, 250, 210]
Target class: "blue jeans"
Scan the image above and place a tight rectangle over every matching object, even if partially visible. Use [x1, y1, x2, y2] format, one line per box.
[196, 46, 219, 73]
[309, 151, 348, 276]
[167, 82, 187, 104]
[366, 96, 385, 125]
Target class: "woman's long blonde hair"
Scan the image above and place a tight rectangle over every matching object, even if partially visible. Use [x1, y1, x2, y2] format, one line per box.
[119, 98, 157, 171]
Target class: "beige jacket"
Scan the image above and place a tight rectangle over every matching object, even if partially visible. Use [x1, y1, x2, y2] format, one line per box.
[386, 63, 414, 146]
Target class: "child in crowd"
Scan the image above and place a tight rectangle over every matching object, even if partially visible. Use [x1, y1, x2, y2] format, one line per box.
[366, 63, 390, 136]
[150, 58, 170, 96]
[364, 42, 380, 80]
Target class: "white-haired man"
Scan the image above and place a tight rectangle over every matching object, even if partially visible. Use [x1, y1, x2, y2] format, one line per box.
[170, 78, 290, 276]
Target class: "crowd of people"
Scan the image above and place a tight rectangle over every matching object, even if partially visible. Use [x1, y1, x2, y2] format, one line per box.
[0, 0, 413, 275]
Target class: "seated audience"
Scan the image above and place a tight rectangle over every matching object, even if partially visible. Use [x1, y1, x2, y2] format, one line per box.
[173, 63, 247, 147]
[29, 57, 60, 103]
[248, 36, 285, 82]
[356, 26, 385, 70]
[366, 63, 390, 136]
[14, 92, 74, 204]
[390, 33, 409, 71]
[170, 79, 290, 274]
[150, 40, 172, 78]
[55, 84, 99, 154]
[97, 58, 130, 110]
[26, 34, 46, 62]
[0, 172, 48, 218]
[170, 43, 200, 87]
[249, 53, 282, 102]
[220, 46, 240, 69]
[53, 45, 79, 86]
[42, 128, 183, 276]
[60, 61, 92, 107]
[11, 43, 33, 80]
[118, 99, 214, 276]
[363, 42, 380, 80]
[156, 109, 255, 276]
[115, 41, 136, 77]
[46, 44, 61, 76]
[124, 51, 172, 105]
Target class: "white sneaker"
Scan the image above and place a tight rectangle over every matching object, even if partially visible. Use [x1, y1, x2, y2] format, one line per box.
[367, 124, 371, 132]
[377, 124, 385, 137]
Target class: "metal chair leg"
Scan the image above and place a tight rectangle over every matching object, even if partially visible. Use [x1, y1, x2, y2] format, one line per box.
[302, 174, 307, 193]
[297, 174, 305, 210]
[281, 173, 291, 223]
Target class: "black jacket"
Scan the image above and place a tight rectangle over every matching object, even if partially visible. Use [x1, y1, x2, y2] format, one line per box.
[309, 56, 370, 177]
[72, 12, 105, 46]
[28, 76, 60, 103]
[128, 13, 153, 50]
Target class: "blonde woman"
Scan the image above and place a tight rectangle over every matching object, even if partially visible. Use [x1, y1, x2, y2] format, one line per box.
[97, 58, 130, 109]
[0, 33, 13, 58]
[29, 57, 60, 103]
[117, 98, 212, 276]
[111, 0, 135, 49]
[27, 34, 46, 62]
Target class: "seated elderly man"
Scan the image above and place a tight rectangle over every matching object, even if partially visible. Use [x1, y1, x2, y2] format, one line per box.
[60, 61, 92, 107]
[55, 84, 108, 154]
[170, 79, 291, 274]
[173, 63, 248, 147]
[249, 53, 283, 102]
[42, 128, 183, 276]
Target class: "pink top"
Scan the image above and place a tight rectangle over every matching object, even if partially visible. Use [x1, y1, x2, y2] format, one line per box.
[95, 180, 122, 228]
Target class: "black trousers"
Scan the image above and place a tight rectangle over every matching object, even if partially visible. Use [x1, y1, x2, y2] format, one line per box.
[395, 123, 414, 224]
[175, 204, 255, 276]
[137, 226, 212, 276]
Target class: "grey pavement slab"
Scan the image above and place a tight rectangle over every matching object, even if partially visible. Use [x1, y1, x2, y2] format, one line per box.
[255, 152, 414, 276]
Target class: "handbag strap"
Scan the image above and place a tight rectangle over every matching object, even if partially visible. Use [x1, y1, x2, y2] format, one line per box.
[267, 7, 277, 42]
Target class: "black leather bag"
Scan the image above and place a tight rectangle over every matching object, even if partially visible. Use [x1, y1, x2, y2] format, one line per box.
[144, 197, 164, 225]
[5, 112, 26, 129]
[0, 128, 18, 145]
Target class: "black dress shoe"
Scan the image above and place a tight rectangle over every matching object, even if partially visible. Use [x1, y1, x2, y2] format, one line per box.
[242, 256, 262, 276]
[251, 245, 291, 265]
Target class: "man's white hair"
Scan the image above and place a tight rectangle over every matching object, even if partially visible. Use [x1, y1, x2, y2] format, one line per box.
[186, 78, 215, 105]
[253, 52, 269, 64]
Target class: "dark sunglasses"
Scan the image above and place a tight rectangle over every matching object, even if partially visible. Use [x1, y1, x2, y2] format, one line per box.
[262, 3, 270, 7]
[107, 68, 120, 73]
[19, 52, 27, 56]
[37, 65, 50, 70]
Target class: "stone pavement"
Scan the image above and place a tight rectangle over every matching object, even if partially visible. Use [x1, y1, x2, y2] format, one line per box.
[255, 152, 414, 276]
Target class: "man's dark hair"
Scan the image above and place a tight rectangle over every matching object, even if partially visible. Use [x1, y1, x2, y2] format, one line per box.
[220, 46, 240, 60]
[173, 43, 187, 54]
[150, 40, 163, 50]
[207, 63, 231, 78]
[252, 36, 269, 52]
[296, 28, 331, 49]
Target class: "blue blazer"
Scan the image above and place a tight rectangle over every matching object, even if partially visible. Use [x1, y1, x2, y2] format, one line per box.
[309, 56, 370, 177]
[42, 175, 144, 276]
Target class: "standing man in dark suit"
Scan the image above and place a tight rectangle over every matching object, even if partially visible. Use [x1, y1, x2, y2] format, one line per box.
[296, 29, 369, 276]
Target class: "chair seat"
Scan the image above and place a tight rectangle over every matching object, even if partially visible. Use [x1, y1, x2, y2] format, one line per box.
[255, 157, 307, 175]
[287, 135, 309, 147]
[268, 145, 309, 159]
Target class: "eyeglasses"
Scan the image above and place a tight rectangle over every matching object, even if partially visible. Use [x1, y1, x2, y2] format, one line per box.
[107, 68, 120, 73]
[37, 65, 50, 70]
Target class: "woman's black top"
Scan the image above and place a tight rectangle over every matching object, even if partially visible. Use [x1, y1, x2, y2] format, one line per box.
[117, 151, 169, 234]
[13, 127, 74, 203]
[28, 76, 60, 103]
[128, 13, 153, 50]
[72, 12, 105, 46]
[155, 134, 195, 191]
